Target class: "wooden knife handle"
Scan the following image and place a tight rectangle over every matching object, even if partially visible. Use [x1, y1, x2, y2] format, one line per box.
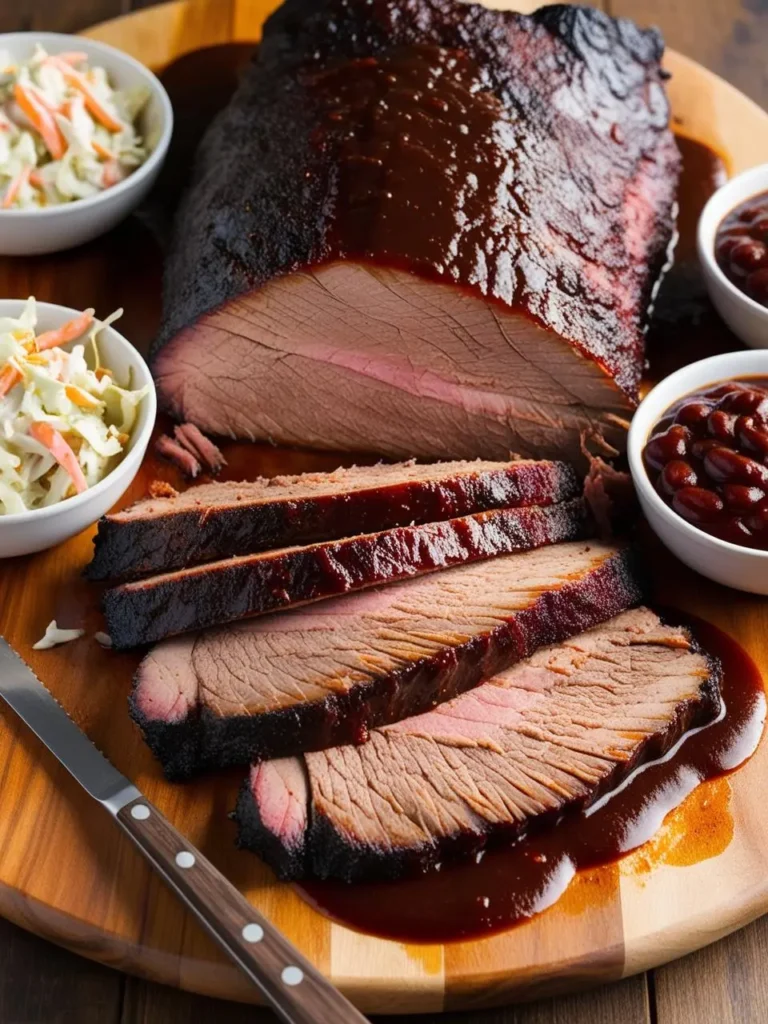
[116, 796, 368, 1024]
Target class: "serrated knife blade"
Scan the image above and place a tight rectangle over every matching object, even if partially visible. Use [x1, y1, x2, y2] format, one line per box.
[0, 637, 368, 1024]
[0, 637, 139, 812]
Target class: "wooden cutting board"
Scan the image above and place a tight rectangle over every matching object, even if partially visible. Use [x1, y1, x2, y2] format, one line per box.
[1, 0, 768, 1014]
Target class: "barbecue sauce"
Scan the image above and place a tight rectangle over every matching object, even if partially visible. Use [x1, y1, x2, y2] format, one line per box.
[645, 135, 732, 381]
[297, 617, 764, 943]
[715, 190, 768, 305]
[644, 376, 768, 549]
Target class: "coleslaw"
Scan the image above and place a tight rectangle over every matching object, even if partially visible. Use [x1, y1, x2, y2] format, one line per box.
[0, 298, 149, 514]
[0, 44, 149, 209]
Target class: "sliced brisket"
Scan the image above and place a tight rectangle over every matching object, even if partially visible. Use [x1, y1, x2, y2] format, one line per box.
[104, 499, 590, 649]
[155, 0, 679, 464]
[154, 435, 200, 479]
[235, 608, 722, 881]
[87, 458, 578, 581]
[132, 541, 642, 779]
[173, 423, 227, 474]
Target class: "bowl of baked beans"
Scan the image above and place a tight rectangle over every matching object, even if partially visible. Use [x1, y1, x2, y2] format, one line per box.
[699, 163, 768, 349]
[629, 350, 768, 593]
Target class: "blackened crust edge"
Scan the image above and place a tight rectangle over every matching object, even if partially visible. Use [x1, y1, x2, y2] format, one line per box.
[131, 546, 644, 780]
[86, 461, 580, 582]
[235, 630, 723, 882]
[104, 498, 590, 650]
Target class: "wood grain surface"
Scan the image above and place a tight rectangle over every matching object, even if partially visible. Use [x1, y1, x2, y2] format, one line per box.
[1, 1, 768, 1023]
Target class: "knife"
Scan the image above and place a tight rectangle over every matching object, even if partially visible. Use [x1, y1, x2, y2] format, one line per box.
[0, 638, 368, 1024]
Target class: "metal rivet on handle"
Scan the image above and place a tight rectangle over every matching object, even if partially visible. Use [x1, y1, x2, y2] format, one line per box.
[282, 966, 304, 986]
[242, 924, 264, 943]
[175, 851, 195, 869]
[130, 804, 150, 820]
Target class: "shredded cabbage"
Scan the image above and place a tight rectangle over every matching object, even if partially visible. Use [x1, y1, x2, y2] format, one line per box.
[33, 619, 85, 649]
[0, 297, 148, 514]
[0, 44, 149, 209]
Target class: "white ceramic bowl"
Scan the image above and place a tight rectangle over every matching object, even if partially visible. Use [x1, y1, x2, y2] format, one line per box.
[698, 162, 768, 349]
[0, 33, 173, 255]
[628, 349, 768, 594]
[0, 299, 156, 558]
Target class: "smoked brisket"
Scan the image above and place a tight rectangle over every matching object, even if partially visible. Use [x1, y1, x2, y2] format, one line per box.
[154, 0, 679, 464]
[235, 608, 721, 881]
[87, 459, 578, 581]
[104, 498, 590, 649]
[131, 541, 642, 779]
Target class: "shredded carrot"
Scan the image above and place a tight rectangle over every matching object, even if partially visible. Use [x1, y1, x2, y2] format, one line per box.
[47, 58, 123, 133]
[28, 169, 44, 189]
[13, 82, 65, 159]
[65, 384, 101, 409]
[50, 51, 88, 66]
[0, 365, 22, 397]
[2, 166, 31, 209]
[92, 139, 114, 161]
[28, 422, 88, 494]
[35, 310, 95, 352]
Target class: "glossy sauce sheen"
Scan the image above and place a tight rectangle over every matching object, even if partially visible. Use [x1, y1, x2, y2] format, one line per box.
[314, 47, 519, 285]
[298, 618, 765, 943]
[715, 190, 768, 306]
[103, 501, 589, 650]
[644, 377, 768, 548]
[645, 136, 729, 381]
[302, 30, 676, 398]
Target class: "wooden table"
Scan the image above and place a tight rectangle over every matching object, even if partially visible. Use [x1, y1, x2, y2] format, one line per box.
[2, 1, 768, 1022]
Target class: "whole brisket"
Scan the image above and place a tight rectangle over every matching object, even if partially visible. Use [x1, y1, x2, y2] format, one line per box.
[235, 609, 722, 881]
[132, 541, 642, 779]
[104, 499, 590, 649]
[154, 0, 679, 464]
[87, 459, 578, 581]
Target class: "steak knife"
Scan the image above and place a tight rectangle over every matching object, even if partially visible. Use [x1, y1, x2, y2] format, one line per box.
[0, 638, 368, 1024]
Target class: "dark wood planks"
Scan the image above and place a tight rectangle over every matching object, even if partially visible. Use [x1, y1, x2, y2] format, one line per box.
[0, 916, 123, 1024]
[379, 977, 651, 1024]
[654, 916, 768, 1024]
[608, 0, 768, 109]
[0, 0, 125, 34]
[120, 974, 650, 1024]
[121, 977, 277, 1024]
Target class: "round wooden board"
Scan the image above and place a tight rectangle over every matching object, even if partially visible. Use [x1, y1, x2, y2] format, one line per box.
[1, 0, 768, 1014]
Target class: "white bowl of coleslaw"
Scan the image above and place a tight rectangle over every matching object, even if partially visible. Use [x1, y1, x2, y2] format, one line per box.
[0, 298, 156, 557]
[0, 33, 172, 255]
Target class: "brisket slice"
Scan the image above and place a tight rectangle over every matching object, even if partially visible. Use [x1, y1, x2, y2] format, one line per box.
[154, 0, 679, 464]
[131, 541, 642, 779]
[173, 423, 227, 474]
[104, 499, 590, 649]
[235, 608, 722, 882]
[87, 458, 577, 581]
[154, 435, 200, 479]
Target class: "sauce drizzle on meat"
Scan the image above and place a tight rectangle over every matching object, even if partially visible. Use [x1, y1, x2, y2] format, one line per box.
[297, 616, 764, 943]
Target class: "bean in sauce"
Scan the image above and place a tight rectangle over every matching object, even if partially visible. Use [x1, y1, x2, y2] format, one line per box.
[643, 377, 768, 548]
[715, 191, 768, 305]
